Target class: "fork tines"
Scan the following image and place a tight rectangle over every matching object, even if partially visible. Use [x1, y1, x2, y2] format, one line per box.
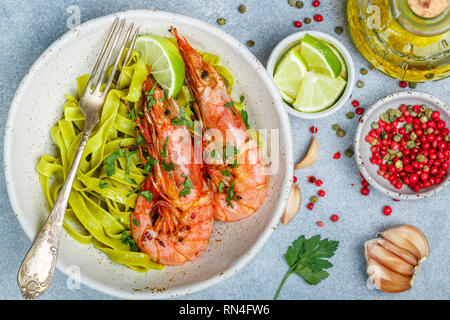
[84, 17, 139, 97]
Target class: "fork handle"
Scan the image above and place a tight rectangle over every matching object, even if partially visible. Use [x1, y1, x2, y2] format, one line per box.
[17, 124, 94, 300]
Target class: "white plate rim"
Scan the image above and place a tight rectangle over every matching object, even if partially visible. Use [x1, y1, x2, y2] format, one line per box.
[4, 9, 294, 299]
[354, 90, 450, 201]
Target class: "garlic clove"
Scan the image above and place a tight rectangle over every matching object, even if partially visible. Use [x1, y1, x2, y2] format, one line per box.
[294, 135, 318, 170]
[376, 238, 418, 266]
[365, 240, 415, 276]
[281, 183, 301, 225]
[366, 258, 412, 293]
[380, 225, 430, 261]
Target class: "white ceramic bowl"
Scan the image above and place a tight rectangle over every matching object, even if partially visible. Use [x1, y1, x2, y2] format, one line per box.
[354, 91, 450, 200]
[266, 31, 355, 119]
[4, 10, 293, 299]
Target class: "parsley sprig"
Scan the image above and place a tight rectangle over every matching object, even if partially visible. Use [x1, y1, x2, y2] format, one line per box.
[274, 235, 339, 300]
[179, 173, 193, 197]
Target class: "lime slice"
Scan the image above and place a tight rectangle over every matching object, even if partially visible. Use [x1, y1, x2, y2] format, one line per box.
[293, 72, 346, 112]
[135, 35, 185, 97]
[273, 48, 309, 104]
[300, 34, 342, 78]
[326, 43, 347, 80]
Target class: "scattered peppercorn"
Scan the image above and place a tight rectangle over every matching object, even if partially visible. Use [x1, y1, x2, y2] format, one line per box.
[383, 206, 392, 216]
[246, 40, 255, 47]
[310, 126, 318, 133]
[337, 129, 346, 137]
[408, 82, 417, 89]
[293, 20, 302, 28]
[238, 4, 247, 13]
[314, 14, 323, 22]
[315, 179, 323, 187]
[308, 175, 317, 184]
[357, 80, 365, 88]
[316, 221, 324, 227]
[217, 18, 226, 25]
[310, 195, 319, 203]
[293, 176, 298, 183]
[333, 152, 341, 159]
[346, 112, 355, 119]
[304, 17, 312, 24]
[312, 0, 320, 7]
[330, 214, 339, 222]
[369, 64, 376, 71]
[295, 1, 304, 8]
[335, 26, 343, 34]
[399, 81, 407, 88]
[345, 147, 354, 158]
[352, 99, 360, 107]
[360, 68, 368, 75]
[361, 187, 370, 196]
[355, 107, 364, 115]
[318, 190, 326, 197]
[288, 0, 296, 6]
[332, 123, 340, 131]
[307, 203, 314, 210]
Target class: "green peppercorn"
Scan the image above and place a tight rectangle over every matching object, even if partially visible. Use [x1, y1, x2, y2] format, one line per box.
[393, 134, 402, 142]
[381, 132, 389, 140]
[445, 135, 450, 142]
[295, 1, 304, 8]
[332, 124, 340, 131]
[288, 0, 296, 6]
[380, 113, 390, 123]
[335, 26, 344, 34]
[337, 129, 346, 137]
[407, 141, 416, 149]
[425, 109, 433, 118]
[217, 18, 226, 25]
[416, 154, 425, 163]
[369, 65, 376, 71]
[404, 124, 413, 131]
[360, 68, 368, 75]
[387, 160, 393, 166]
[396, 151, 403, 158]
[238, 5, 247, 13]
[410, 111, 417, 117]
[370, 138, 378, 146]
[310, 195, 319, 203]
[304, 17, 312, 24]
[426, 127, 434, 134]
[345, 147, 354, 158]
[410, 132, 418, 140]
[395, 160, 403, 169]
[371, 121, 379, 129]
[389, 114, 398, 122]
[388, 148, 397, 155]
[408, 82, 417, 89]
[246, 40, 255, 47]
[346, 112, 355, 119]
[357, 80, 364, 88]
[420, 115, 428, 123]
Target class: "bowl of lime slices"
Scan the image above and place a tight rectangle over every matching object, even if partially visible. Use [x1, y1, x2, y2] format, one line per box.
[267, 31, 355, 119]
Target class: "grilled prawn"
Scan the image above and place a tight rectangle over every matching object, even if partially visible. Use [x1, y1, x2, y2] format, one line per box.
[130, 75, 214, 266]
[170, 27, 269, 222]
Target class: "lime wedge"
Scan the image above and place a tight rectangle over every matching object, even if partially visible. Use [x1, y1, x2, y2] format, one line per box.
[135, 35, 185, 97]
[327, 43, 347, 80]
[293, 72, 346, 112]
[273, 48, 309, 104]
[300, 34, 342, 78]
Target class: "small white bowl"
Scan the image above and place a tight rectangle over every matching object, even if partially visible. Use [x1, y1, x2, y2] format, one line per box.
[266, 31, 355, 119]
[354, 91, 450, 200]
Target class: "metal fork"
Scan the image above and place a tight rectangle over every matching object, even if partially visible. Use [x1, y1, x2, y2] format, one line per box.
[17, 17, 139, 300]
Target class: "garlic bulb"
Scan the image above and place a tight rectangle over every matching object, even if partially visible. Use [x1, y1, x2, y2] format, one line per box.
[364, 224, 429, 293]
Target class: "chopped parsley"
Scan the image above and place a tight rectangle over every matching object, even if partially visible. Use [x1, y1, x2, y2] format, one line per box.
[99, 182, 109, 189]
[132, 219, 140, 227]
[139, 190, 154, 202]
[179, 173, 194, 197]
[221, 170, 231, 177]
[224, 101, 237, 116]
[160, 137, 169, 158]
[162, 160, 174, 172]
[218, 181, 225, 193]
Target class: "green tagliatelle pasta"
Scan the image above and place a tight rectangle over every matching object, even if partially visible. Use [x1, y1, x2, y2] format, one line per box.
[37, 49, 163, 273]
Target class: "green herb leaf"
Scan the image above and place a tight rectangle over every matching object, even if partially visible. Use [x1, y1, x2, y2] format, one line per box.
[240, 109, 250, 129]
[240, 95, 245, 104]
[274, 235, 339, 300]
[139, 190, 154, 202]
[224, 101, 237, 116]
[172, 116, 194, 127]
[132, 219, 140, 227]
[221, 170, 231, 177]
[136, 135, 145, 146]
[99, 182, 109, 189]
[179, 174, 194, 197]
[218, 181, 225, 192]
[160, 137, 169, 158]
[162, 160, 174, 172]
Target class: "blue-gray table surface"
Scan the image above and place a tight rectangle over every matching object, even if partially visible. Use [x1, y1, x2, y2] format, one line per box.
[1, 0, 449, 300]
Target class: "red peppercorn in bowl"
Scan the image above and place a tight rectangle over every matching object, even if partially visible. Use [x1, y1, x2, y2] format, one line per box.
[355, 91, 450, 200]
